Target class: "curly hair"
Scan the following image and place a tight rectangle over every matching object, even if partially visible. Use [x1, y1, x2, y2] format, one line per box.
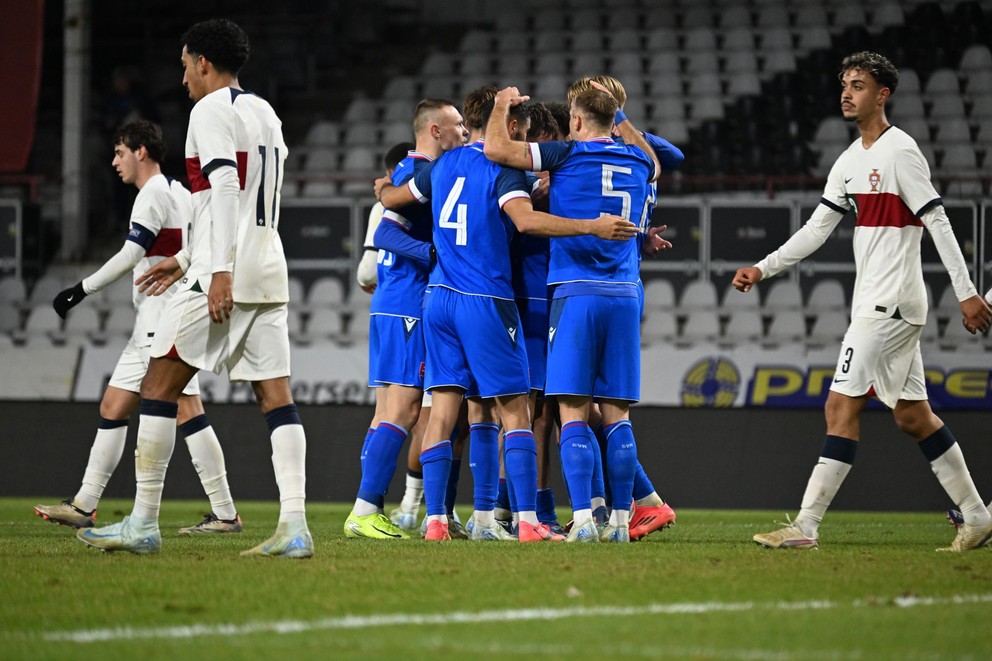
[462, 85, 498, 131]
[181, 19, 250, 75]
[527, 102, 558, 141]
[839, 51, 899, 94]
[113, 120, 167, 163]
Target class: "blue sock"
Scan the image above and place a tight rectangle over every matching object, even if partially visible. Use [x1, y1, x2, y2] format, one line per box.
[469, 422, 499, 511]
[445, 458, 461, 515]
[504, 429, 538, 513]
[420, 441, 452, 517]
[560, 421, 594, 511]
[591, 423, 608, 506]
[356, 421, 407, 508]
[605, 420, 637, 512]
[360, 426, 375, 472]
[632, 462, 655, 501]
[506, 471, 518, 515]
[537, 488, 557, 523]
[496, 477, 510, 511]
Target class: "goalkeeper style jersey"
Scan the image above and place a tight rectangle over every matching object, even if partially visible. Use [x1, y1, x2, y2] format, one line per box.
[755, 126, 975, 325]
[184, 86, 289, 303]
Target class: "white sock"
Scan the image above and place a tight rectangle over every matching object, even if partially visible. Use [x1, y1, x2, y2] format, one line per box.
[930, 444, 991, 526]
[75, 425, 128, 512]
[591, 496, 606, 512]
[795, 457, 852, 536]
[132, 413, 176, 522]
[636, 491, 664, 507]
[271, 423, 307, 523]
[184, 424, 237, 520]
[352, 498, 378, 517]
[473, 509, 495, 527]
[573, 507, 593, 527]
[609, 508, 630, 527]
[519, 510, 538, 525]
[400, 474, 424, 513]
[428, 513, 447, 524]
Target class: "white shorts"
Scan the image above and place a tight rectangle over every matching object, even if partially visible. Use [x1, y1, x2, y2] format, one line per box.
[109, 336, 200, 396]
[150, 288, 291, 382]
[829, 316, 927, 409]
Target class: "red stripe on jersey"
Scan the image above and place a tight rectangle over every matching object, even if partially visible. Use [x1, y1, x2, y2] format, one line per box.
[236, 151, 247, 190]
[146, 227, 183, 258]
[186, 157, 209, 193]
[854, 193, 923, 228]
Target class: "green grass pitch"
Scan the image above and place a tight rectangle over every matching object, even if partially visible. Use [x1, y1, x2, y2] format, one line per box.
[2, 498, 991, 660]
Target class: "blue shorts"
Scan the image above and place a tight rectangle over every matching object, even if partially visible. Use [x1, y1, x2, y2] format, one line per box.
[423, 286, 530, 397]
[517, 297, 549, 392]
[368, 313, 426, 388]
[545, 294, 640, 401]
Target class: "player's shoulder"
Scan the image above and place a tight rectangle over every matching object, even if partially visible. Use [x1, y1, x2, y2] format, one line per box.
[882, 125, 924, 157]
[135, 174, 172, 202]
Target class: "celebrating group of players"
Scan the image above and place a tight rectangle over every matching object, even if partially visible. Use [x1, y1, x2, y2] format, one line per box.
[33, 17, 992, 555]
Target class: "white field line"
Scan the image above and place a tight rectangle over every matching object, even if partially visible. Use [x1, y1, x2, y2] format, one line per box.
[37, 593, 992, 644]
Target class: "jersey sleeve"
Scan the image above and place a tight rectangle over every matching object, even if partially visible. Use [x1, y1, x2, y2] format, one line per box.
[189, 99, 239, 177]
[495, 167, 531, 208]
[894, 143, 942, 217]
[819, 149, 853, 214]
[407, 160, 437, 202]
[642, 131, 685, 172]
[126, 188, 166, 250]
[532, 140, 575, 172]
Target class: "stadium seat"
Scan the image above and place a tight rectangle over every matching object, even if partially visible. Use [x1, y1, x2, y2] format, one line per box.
[971, 94, 992, 120]
[920, 314, 940, 348]
[940, 144, 978, 171]
[762, 50, 797, 76]
[871, 1, 905, 29]
[688, 72, 722, 97]
[925, 69, 961, 96]
[535, 52, 568, 76]
[722, 28, 755, 52]
[609, 29, 643, 53]
[63, 306, 102, 342]
[678, 278, 719, 312]
[720, 6, 753, 29]
[103, 306, 135, 339]
[726, 72, 761, 97]
[642, 278, 676, 311]
[833, 3, 867, 29]
[533, 75, 570, 101]
[813, 117, 852, 144]
[680, 310, 721, 344]
[288, 277, 306, 310]
[722, 310, 763, 344]
[533, 30, 568, 53]
[940, 314, 984, 351]
[623, 98, 649, 121]
[642, 7, 678, 30]
[763, 279, 803, 311]
[966, 71, 992, 96]
[755, 5, 789, 28]
[343, 97, 380, 123]
[572, 53, 605, 76]
[496, 53, 531, 78]
[806, 279, 847, 314]
[640, 309, 677, 345]
[420, 76, 459, 99]
[807, 311, 849, 347]
[811, 141, 850, 177]
[421, 52, 455, 76]
[721, 282, 760, 311]
[758, 28, 792, 53]
[897, 117, 931, 144]
[301, 180, 338, 198]
[383, 76, 417, 99]
[794, 5, 829, 29]
[304, 121, 340, 147]
[381, 122, 412, 147]
[459, 30, 492, 52]
[959, 44, 992, 75]
[937, 118, 972, 144]
[286, 308, 306, 345]
[605, 12, 640, 31]
[305, 307, 345, 341]
[19, 305, 63, 344]
[307, 276, 346, 309]
[28, 275, 66, 308]
[889, 93, 926, 120]
[795, 26, 832, 52]
[653, 97, 686, 121]
[898, 69, 921, 94]
[685, 52, 720, 76]
[0, 277, 27, 307]
[611, 52, 644, 77]
[684, 28, 717, 53]
[341, 147, 377, 172]
[651, 118, 689, 144]
[724, 51, 759, 76]
[0, 303, 21, 334]
[644, 28, 678, 52]
[682, 7, 716, 29]
[343, 122, 379, 147]
[496, 33, 529, 54]
[764, 309, 805, 345]
[647, 53, 681, 78]
[691, 96, 725, 122]
[460, 53, 493, 76]
[571, 29, 603, 52]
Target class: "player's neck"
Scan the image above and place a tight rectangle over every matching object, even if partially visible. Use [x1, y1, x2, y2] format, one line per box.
[415, 137, 442, 160]
[203, 73, 241, 97]
[134, 164, 162, 190]
[856, 111, 890, 149]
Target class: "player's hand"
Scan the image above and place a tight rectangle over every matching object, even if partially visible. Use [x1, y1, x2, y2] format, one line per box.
[373, 176, 392, 202]
[959, 294, 992, 334]
[732, 267, 762, 292]
[642, 224, 672, 257]
[136, 256, 184, 296]
[531, 173, 550, 209]
[52, 281, 86, 319]
[495, 86, 530, 108]
[590, 214, 638, 241]
[208, 271, 234, 324]
[588, 79, 614, 99]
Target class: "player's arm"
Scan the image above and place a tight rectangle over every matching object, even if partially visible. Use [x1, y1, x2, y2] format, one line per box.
[482, 87, 535, 171]
[52, 213, 162, 318]
[503, 196, 637, 241]
[373, 216, 434, 269]
[642, 131, 684, 172]
[356, 202, 383, 293]
[374, 176, 418, 209]
[642, 224, 673, 257]
[589, 81, 661, 183]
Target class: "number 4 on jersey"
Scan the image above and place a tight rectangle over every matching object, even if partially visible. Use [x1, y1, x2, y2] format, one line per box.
[439, 176, 468, 246]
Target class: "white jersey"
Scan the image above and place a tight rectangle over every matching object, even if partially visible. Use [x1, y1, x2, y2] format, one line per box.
[756, 126, 975, 325]
[185, 86, 289, 303]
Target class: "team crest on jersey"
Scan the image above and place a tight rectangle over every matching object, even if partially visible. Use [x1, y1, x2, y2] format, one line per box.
[403, 317, 419, 340]
[868, 168, 881, 192]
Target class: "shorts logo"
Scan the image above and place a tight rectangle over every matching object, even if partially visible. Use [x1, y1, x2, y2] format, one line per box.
[680, 356, 741, 407]
[868, 168, 880, 192]
[549, 327, 557, 344]
[494, 298, 520, 349]
[403, 317, 419, 340]
[507, 326, 517, 342]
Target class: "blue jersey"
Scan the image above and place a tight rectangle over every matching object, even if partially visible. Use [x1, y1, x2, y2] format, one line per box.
[409, 141, 531, 299]
[530, 138, 652, 288]
[370, 152, 434, 317]
[511, 172, 550, 301]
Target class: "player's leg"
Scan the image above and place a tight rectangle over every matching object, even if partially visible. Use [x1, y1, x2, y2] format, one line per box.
[175, 391, 241, 534]
[362, 386, 387, 474]
[586, 403, 609, 526]
[558, 396, 598, 542]
[390, 391, 428, 531]
[466, 397, 512, 541]
[35, 385, 139, 528]
[420, 387, 464, 541]
[534, 394, 564, 534]
[445, 400, 470, 538]
[598, 399, 638, 543]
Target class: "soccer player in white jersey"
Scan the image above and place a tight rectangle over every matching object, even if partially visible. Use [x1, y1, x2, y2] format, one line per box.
[77, 19, 312, 557]
[733, 52, 992, 552]
[35, 120, 241, 535]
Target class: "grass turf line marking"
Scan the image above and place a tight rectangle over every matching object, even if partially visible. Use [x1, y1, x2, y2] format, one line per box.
[40, 593, 992, 644]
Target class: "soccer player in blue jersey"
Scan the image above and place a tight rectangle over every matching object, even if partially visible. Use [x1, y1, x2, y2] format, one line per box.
[343, 99, 468, 540]
[484, 85, 660, 543]
[564, 75, 681, 541]
[374, 96, 637, 542]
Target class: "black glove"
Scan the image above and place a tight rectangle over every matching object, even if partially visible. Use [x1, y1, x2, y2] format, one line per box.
[429, 245, 437, 269]
[52, 281, 87, 319]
